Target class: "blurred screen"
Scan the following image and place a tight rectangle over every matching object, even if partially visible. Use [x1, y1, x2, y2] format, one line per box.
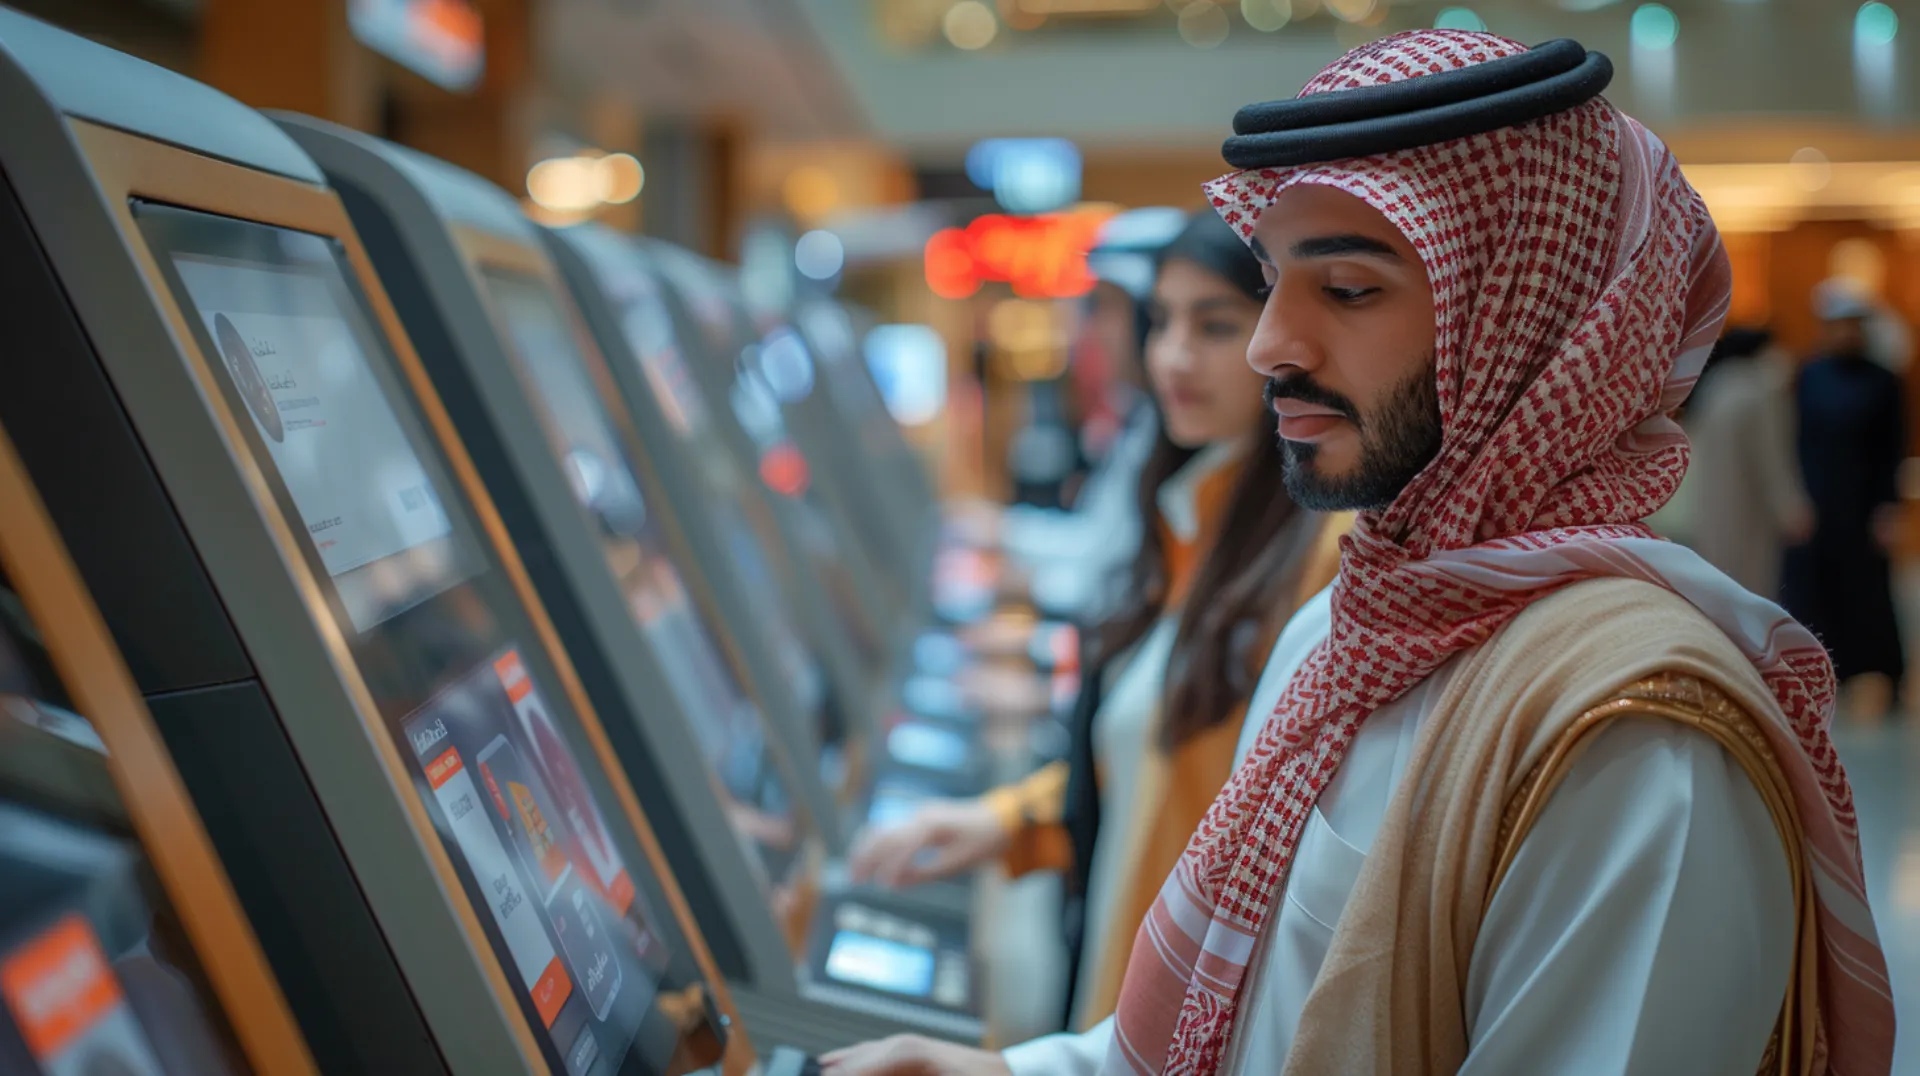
[885, 722, 970, 774]
[478, 269, 803, 885]
[822, 931, 935, 999]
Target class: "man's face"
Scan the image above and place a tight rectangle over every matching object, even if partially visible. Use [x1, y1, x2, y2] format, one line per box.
[1246, 184, 1441, 511]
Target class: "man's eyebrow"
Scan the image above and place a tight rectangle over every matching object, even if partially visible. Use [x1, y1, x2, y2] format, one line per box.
[1289, 234, 1401, 261]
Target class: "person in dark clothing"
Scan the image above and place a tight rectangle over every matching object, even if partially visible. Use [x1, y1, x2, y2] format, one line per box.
[1783, 283, 1908, 717]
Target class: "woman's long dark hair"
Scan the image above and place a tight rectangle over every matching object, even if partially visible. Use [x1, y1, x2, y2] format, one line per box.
[1092, 212, 1310, 747]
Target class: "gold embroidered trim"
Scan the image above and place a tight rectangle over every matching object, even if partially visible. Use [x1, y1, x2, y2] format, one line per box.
[1489, 672, 1817, 1076]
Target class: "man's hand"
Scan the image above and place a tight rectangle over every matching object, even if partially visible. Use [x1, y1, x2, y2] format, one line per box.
[848, 800, 1008, 889]
[821, 1035, 1013, 1076]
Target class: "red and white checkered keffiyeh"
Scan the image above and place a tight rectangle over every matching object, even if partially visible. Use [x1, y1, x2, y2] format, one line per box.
[1104, 30, 1893, 1075]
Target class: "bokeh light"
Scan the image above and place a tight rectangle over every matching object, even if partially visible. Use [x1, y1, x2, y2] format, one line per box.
[1434, 7, 1486, 32]
[1241, 0, 1291, 33]
[944, 1, 999, 50]
[1177, 2, 1230, 49]
[794, 230, 846, 281]
[1630, 4, 1679, 51]
[1857, 2, 1899, 47]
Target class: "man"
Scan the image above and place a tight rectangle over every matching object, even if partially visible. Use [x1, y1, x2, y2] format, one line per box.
[826, 31, 1892, 1076]
[1783, 281, 1907, 721]
[1680, 327, 1811, 598]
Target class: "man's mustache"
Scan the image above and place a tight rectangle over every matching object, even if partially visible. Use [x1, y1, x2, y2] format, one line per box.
[1265, 375, 1361, 426]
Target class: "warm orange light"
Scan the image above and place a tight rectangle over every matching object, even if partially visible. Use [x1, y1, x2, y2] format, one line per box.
[922, 207, 1118, 300]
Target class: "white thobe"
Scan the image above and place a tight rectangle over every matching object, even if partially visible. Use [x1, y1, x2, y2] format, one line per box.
[1005, 587, 1795, 1075]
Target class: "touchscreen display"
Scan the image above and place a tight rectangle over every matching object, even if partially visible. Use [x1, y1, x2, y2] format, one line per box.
[1, 914, 170, 1076]
[478, 269, 803, 881]
[169, 253, 476, 631]
[565, 238, 849, 727]
[136, 206, 726, 1074]
[403, 649, 668, 1071]
[822, 932, 935, 998]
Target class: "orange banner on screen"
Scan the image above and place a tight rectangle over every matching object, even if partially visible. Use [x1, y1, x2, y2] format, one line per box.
[493, 651, 533, 704]
[426, 747, 465, 791]
[529, 956, 573, 1028]
[0, 915, 124, 1059]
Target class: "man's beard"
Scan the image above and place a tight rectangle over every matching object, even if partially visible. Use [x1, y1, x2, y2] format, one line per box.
[1266, 357, 1442, 512]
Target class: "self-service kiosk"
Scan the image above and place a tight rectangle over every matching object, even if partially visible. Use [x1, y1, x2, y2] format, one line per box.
[266, 119, 984, 1054]
[0, 424, 317, 1075]
[0, 12, 759, 1073]
[548, 232, 997, 838]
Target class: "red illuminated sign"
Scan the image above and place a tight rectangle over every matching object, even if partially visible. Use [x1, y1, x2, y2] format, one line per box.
[924, 208, 1117, 301]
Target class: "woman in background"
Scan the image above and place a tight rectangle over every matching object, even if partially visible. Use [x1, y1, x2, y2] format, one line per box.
[850, 210, 1347, 1030]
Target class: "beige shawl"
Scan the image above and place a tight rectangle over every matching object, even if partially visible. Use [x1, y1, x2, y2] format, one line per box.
[1280, 577, 1816, 1075]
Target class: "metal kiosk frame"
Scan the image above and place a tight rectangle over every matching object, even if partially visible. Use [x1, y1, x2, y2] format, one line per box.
[0, 12, 755, 1074]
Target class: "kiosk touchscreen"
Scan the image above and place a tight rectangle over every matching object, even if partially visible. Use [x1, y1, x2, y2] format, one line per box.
[549, 232, 994, 815]
[0, 13, 749, 1073]
[266, 121, 980, 1052]
[0, 427, 314, 1076]
[782, 301, 939, 608]
[647, 248, 910, 639]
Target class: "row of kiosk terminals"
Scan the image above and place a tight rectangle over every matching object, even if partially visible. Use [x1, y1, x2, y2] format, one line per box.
[0, 9, 1082, 1074]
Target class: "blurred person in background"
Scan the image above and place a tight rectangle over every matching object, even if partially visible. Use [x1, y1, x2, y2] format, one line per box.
[1680, 327, 1810, 598]
[849, 209, 1346, 1032]
[983, 209, 1189, 618]
[1783, 281, 1907, 720]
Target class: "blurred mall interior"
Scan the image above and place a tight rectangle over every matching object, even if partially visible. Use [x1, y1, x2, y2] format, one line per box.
[0, 0, 1917, 1072]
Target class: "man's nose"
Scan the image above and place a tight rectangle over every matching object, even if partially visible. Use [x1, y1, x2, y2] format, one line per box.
[1247, 281, 1322, 378]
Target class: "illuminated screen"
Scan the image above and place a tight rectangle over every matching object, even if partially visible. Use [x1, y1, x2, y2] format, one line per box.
[167, 251, 477, 631]
[885, 722, 970, 775]
[565, 234, 852, 719]
[632, 247, 888, 673]
[135, 205, 726, 1074]
[478, 268, 801, 881]
[402, 650, 667, 1069]
[823, 931, 935, 998]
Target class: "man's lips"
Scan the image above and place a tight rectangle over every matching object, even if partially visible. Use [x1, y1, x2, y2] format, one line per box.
[1271, 399, 1347, 442]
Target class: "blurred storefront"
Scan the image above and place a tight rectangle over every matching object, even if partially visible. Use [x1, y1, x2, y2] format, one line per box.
[23, 0, 1920, 506]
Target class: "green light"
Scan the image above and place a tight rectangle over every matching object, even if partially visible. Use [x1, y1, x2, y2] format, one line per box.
[1630, 4, 1679, 50]
[1434, 7, 1487, 32]
[1857, 2, 1899, 47]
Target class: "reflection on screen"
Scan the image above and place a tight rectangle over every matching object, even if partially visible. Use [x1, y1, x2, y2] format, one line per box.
[477, 270, 803, 881]
[823, 932, 935, 998]
[169, 252, 476, 631]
